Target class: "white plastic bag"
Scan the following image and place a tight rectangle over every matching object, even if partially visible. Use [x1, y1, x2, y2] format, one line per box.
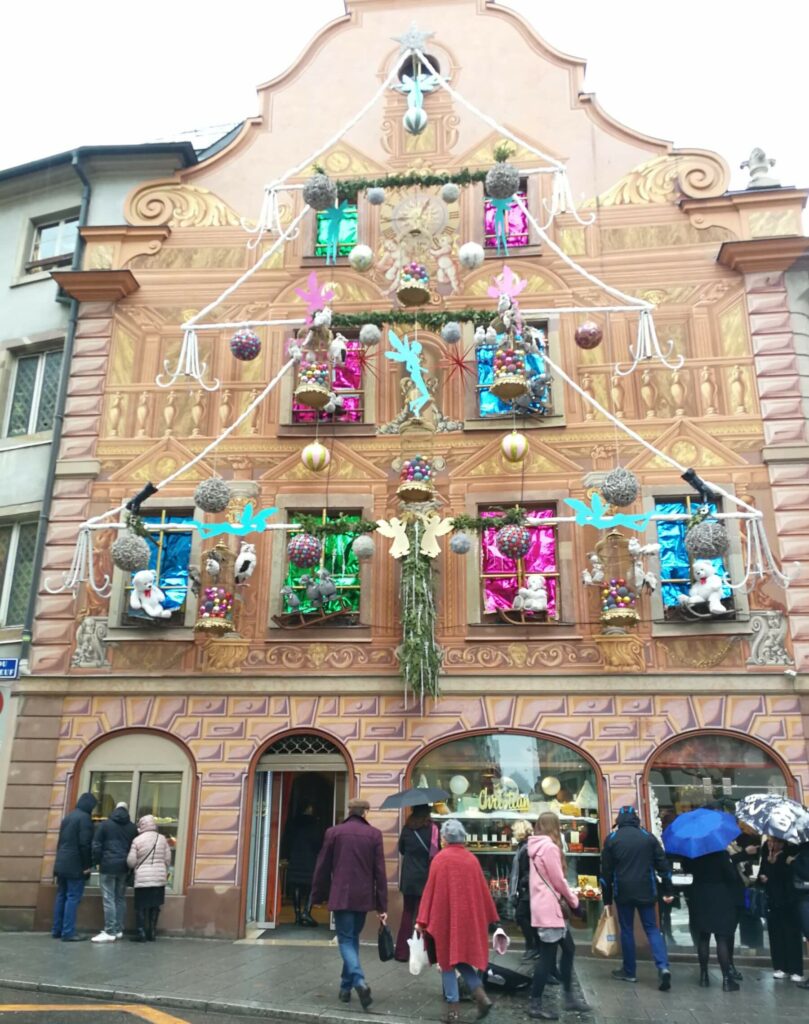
[408, 929, 429, 976]
[492, 926, 511, 956]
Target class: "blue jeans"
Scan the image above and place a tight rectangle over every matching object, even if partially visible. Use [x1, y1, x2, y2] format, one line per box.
[52, 876, 86, 939]
[442, 963, 482, 1003]
[334, 910, 367, 990]
[616, 902, 669, 977]
[99, 873, 127, 935]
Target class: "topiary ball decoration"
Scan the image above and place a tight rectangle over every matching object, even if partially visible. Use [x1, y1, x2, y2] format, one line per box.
[229, 328, 261, 361]
[300, 441, 330, 473]
[348, 244, 374, 272]
[485, 159, 520, 200]
[441, 182, 460, 204]
[575, 321, 603, 350]
[601, 467, 639, 508]
[458, 241, 485, 270]
[287, 533, 322, 569]
[303, 172, 337, 211]
[111, 532, 152, 573]
[441, 321, 462, 345]
[194, 478, 232, 514]
[495, 524, 532, 561]
[450, 532, 471, 556]
[359, 323, 381, 346]
[501, 430, 528, 463]
[352, 534, 375, 560]
[685, 519, 730, 559]
[403, 107, 428, 136]
[366, 187, 386, 205]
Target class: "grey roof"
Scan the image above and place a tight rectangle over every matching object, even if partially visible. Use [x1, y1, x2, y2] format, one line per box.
[0, 141, 198, 182]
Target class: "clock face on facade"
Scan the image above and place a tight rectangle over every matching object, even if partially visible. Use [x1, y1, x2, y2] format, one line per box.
[390, 191, 448, 238]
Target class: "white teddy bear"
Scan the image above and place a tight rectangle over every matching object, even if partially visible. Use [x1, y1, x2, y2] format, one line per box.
[677, 559, 727, 615]
[130, 569, 172, 619]
[512, 574, 549, 614]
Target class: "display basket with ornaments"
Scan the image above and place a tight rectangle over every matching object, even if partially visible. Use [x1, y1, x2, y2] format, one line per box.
[293, 358, 331, 410]
[397, 262, 430, 307]
[594, 531, 640, 629]
[194, 542, 237, 636]
[397, 454, 435, 503]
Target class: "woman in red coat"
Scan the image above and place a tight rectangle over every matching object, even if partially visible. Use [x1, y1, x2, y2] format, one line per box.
[416, 819, 499, 1023]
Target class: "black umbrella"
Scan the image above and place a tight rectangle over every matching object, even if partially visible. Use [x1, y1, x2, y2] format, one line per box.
[380, 786, 450, 810]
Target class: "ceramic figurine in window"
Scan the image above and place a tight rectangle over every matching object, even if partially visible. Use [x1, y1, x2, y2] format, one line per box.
[678, 559, 727, 615]
[130, 569, 172, 619]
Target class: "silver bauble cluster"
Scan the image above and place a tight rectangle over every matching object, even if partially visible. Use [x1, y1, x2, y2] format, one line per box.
[194, 478, 231, 514]
[303, 173, 338, 211]
[601, 467, 639, 508]
[685, 519, 730, 559]
[485, 161, 520, 199]
[111, 532, 151, 573]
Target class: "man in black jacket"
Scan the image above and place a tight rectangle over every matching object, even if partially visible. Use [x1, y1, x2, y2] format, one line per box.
[52, 792, 97, 941]
[600, 807, 674, 991]
[91, 802, 138, 942]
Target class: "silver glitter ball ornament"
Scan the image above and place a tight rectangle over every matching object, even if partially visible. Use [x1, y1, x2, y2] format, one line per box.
[303, 173, 338, 211]
[111, 532, 152, 573]
[352, 534, 375, 560]
[458, 242, 485, 270]
[441, 322, 462, 344]
[601, 467, 639, 508]
[194, 478, 231, 514]
[450, 532, 471, 555]
[485, 161, 520, 199]
[366, 187, 386, 205]
[441, 182, 460, 203]
[685, 519, 730, 559]
[359, 323, 381, 346]
[403, 107, 428, 136]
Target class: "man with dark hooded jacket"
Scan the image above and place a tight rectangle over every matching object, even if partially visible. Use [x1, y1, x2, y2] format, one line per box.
[600, 807, 674, 991]
[52, 792, 97, 941]
[91, 801, 138, 942]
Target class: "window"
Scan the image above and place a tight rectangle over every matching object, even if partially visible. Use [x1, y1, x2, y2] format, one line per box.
[5, 349, 63, 436]
[655, 498, 733, 618]
[27, 214, 79, 273]
[292, 337, 364, 423]
[284, 510, 361, 622]
[480, 506, 559, 622]
[314, 199, 358, 260]
[123, 512, 192, 625]
[475, 328, 551, 418]
[0, 521, 38, 628]
[484, 183, 529, 251]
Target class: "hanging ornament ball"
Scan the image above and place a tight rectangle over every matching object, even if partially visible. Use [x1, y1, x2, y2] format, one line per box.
[441, 182, 460, 204]
[348, 243, 374, 272]
[685, 519, 730, 559]
[600, 467, 639, 508]
[450, 532, 472, 556]
[359, 323, 381, 346]
[366, 186, 386, 205]
[194, 477, 232, 514]
[441, 321, 462, 345]
[300, 441, 331, 473]
[403, 107, 429, 136]
[111, 532, 152, 573]
[303, 172, 337, 211]
[495, 523, 532, 561]
[485, 159, 520, 200]
[287, 532, 322, 569]
[352, 534, 376, 560]
[575, 321, 604, 350]
[229, 327, 261, 361]
[501, 430, 528, 463]
[458, 241, 485, 271]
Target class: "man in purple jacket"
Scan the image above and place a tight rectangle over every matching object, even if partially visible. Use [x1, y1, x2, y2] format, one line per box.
[311, 798, 388, 1009]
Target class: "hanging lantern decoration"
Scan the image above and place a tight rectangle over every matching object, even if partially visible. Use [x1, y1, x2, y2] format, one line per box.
[352, 534, 376, 560]
[397, 454, 435, 503]
[194, 478, 232, 514]
[458, 241, 485, 270]
[441, 321, 462, 345]
[441, 182, 460, 204]
[348, 244, 374, 272]
[403, 107, 428, 136]
[490, 340, 529, 401]
[287, 533, 322, 569]
[485, 143, 520, 199]
[302, 172, 337, 211]
[397, 261, 431, 307]
[366, 187, 386, 205]
[229, 328, 262, 362]
[575, 321, 603, 350]
[111, 532, 151, 573]
[300, 441, 331, 473]
[501, 430, 528, 463]
[495, 523, 532, 561]
[450, 532, 471, 555]
[685, 518, 730, 559]
[293, 359, 331, 409]
[359, 323, 381, 346]
[594, 532, 640, 629]
[601, 467, 639, 508]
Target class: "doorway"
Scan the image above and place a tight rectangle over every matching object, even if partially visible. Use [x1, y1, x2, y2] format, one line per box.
[246, 735, 349, 931]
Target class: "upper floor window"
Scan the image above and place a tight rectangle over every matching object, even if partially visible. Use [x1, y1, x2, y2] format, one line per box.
[123, 512, 192, 626]
[655, 497, 733, 618]
[292, 337, 364, 424]
[283, 510, 361, 624]
[475, 324, 551, 418]
[27, 214, 79, 274]
[484, 182, 529, 251]
[480, 505, 558, 623]
[0, 520, 38, 627]
[314, 199, 358, 260]
[5, 349, 63, 437]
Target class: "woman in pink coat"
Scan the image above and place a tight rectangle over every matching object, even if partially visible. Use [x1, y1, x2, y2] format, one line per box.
[526, 815, 591, 1020]
[126, 815, 172, 943]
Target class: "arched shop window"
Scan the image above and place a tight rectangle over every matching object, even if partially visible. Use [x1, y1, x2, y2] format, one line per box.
[79, 732, 193, 893]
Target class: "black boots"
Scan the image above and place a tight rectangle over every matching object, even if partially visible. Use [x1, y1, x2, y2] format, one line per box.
[146, 907, 160, 941]
[130, 906, 147, 942]
[722, 972, 740, 992]
[699, 967, 710, 987]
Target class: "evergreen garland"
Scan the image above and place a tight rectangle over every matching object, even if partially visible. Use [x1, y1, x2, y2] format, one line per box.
[450, 505, 527, 533]
[333, 307, 491, 330]
[398, 520, 442, 699]
[334, 167, 487, 202]
[293, 514, 378, 537]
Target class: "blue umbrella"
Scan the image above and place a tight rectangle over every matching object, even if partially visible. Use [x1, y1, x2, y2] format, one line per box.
[662, 808, 740, 859]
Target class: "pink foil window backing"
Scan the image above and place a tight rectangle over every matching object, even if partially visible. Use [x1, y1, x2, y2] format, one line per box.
[481, 507, 558, 618]
[483, 191, 529, 249]
[292, 339, 363, 423]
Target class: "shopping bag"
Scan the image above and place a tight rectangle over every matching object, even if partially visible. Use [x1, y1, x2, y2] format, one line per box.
[407, 929, 430, 976]
[591, 907, 620, 958]
[378, 922, 395, 962]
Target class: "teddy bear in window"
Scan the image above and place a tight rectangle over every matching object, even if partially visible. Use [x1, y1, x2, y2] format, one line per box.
[130, 569, 172, 619]
[512, 574, 549, 614]
[677, 559, 727, 616]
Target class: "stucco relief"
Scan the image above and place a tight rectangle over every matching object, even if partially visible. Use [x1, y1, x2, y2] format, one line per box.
[126, 181, 246, 228]
[747, 611, 792, 667]
[584, 151, 729, 206]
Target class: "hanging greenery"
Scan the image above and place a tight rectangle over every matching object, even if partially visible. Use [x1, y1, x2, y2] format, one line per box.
[450, 505, 527, 533]
[398, 520, 442, 699]
[292, 513, 378, 537]
[332, 307, 493, 331]
[333, 167, 488, 202]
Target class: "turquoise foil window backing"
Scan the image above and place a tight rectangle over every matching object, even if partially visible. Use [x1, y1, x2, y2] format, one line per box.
[127, 514, 191, 616]
[476, 342, 548, 417]
[655, 500, 731, 608]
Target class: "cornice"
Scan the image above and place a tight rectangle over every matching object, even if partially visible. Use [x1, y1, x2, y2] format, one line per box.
[51, 269, 140, 302]
[717, 236, 809, 274]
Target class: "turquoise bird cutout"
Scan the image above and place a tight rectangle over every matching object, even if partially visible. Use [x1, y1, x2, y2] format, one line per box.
[564, 493, 653, 532]
[181, 503, 278, 539]
[385, 330, 431, 416]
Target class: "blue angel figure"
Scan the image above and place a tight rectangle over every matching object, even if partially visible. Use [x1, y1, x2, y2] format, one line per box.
[385, 330, 431, 416]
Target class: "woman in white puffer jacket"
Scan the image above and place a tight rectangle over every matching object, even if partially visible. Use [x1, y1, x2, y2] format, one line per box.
[126, 815, 172, 942]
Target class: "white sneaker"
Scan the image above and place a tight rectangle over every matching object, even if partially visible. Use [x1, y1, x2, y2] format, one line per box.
[91, 931, 115, 943]
[772, 970, 786, 979]
[790, 974, 804, 982]
[116, 932, 123, 939]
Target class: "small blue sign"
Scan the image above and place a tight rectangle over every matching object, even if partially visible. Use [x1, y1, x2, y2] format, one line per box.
[0, 659, 19, 679]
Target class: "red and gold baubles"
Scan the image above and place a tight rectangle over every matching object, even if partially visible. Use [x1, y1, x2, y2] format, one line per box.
[229, 328, 262, 361]
[287, 533, 322, 569]
[495, 523, 532, 561]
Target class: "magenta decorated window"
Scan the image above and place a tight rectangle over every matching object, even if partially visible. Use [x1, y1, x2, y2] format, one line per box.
[480, 506, 558, 620]
[292, 338, 364, 423]
[484, 191, 529, 249]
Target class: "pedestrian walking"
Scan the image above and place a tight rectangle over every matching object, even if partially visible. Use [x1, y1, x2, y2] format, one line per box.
[126, 814, 172, 943]
[509, 820, 537, 962]
[758, 838, 804, 981]
[310, 798, 388, 1010]
[52, 792, 97, 942]
[281, 803, 322, 927]
[600, 806, 673, 991]
[394, 804, 438, 961]
[790, 840, 809, 988]
[526, 815, 591, 1021]
[416, 819, 498, 1023]
[91, 801, 137, 943]
[683, 848, 742, 990]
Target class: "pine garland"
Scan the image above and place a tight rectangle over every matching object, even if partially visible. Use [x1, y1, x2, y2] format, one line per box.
[293, 514, 378, 537]
[451, 506, 527, 533]
[332, 307, 492, 330]
[330, 167, 488, 202]
[398, 520, 442, 699]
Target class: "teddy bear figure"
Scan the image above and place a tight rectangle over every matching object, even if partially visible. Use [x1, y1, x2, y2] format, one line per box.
[130, 569, 172, 618]
[512, 573, 549, 614]
[678, 559, 726, 615]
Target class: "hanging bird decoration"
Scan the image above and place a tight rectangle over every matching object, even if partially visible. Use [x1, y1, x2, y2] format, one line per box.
[234, 542, 257, 585]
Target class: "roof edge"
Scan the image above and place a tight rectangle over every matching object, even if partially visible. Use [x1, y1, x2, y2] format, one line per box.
[0, 142, 198, 183]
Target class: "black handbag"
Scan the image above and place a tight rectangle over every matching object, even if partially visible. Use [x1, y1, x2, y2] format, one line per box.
[377, 922, 395, 961]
